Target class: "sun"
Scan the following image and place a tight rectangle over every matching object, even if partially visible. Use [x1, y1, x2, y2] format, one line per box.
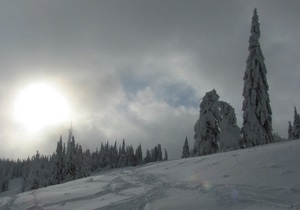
[13, 83, 71, 132]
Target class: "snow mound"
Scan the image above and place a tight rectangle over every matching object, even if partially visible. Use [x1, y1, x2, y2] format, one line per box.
[1, 140, 300, 209]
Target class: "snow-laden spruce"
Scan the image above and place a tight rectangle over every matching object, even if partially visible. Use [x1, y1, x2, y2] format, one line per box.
[292, 106, 300, 139]
[288, 121, 293, 140]
[217, 101, 241, 151]
[242, 9, 273, 147]
[181, 137, 190, 158]
[194, 89, 241, 156]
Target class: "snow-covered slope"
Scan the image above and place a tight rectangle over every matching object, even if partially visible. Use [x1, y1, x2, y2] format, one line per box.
[1, 140, 300, 210]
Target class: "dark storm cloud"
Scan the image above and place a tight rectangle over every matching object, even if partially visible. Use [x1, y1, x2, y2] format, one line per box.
[0, 0, 299, 159]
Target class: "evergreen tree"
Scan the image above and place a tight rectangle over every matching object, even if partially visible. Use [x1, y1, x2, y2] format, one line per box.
[194, 90, 240, 156]
[242, 8, 273, 147]
[181, 137, 190, 158]
[194, 90, 220, 156]
[135, 144, 143, 165]
[292, 106, 300, 139]
[157, 144, 163, 161]
[144, 149, 152, 164]
[126, 145, 135, 166]
[21, 157, 31, 192]
[217, 101, 241, 151]
[75, 144, 84, 178]
[91, 148, 99, 172]
[0, 161, 10, 192]
[288, 121, 293, 140]
[82, 149, 91, 177]
[164, 149, 168, 161]
[110, 141, 119, 168]
[65, 136, 77, 180]
[118, 139, 126, 168]
[54, 135, 65, 184]
[103, 142, 111, 167]
[99, 142, 106, 168]
[151, 146, 158, 162]
[32, 151, 41, 189]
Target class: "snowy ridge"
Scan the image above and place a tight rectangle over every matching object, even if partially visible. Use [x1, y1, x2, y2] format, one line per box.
[1, 140, 300, 210]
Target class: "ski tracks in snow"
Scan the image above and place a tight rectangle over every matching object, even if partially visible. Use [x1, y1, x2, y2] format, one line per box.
[2, 169, 168, 210]
[1, 167, 300, 209]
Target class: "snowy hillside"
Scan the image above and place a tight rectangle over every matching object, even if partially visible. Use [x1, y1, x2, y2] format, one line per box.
[1, 140, 300, 210]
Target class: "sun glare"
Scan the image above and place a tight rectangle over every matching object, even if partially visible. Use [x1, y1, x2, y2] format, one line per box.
[13, 83, 71, 132]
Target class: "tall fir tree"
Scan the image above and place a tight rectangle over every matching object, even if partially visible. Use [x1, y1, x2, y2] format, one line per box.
[151, 146, 158, 162]
[157, 144, 163, 161]
[118, 139, 126, 168]
[135, 144, 143, 165]
[66, 136, 77, 180]
[110, 141, 119, 168]
[181, 137, 190, 158]
[292, 106, 300, 139]
[288, 121, 293, 140]
[126, 145, 136, 166]
[144, 149, 152, 164]
[242, 8, 273, 147]
[164, 149, 168, 161]
[54, 135, 65, 184]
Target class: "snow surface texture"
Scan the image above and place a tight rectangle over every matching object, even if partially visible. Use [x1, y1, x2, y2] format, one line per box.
[1, 140, 300, 210]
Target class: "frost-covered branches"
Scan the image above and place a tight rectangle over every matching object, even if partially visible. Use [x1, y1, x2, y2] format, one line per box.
[242, 9, 273, 146]
[194, 90, 241, 156]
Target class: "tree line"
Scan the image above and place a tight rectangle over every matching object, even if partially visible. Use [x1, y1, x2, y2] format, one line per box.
[0, 127, 168, 193]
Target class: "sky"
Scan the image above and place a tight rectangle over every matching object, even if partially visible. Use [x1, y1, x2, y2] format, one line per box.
[0, 0, 299, 160]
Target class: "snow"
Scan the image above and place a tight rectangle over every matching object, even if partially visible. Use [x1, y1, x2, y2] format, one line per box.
[1, 140, 300, 209]
[242, 9, 273, 146]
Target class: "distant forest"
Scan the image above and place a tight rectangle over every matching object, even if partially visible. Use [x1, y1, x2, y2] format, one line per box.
[0, 127, 168, 193]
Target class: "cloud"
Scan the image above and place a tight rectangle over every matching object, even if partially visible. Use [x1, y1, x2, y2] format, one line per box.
[0, 0, 300, 159]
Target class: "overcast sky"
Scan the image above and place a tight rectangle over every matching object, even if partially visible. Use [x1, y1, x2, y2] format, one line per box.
[0, 0, 299, 160]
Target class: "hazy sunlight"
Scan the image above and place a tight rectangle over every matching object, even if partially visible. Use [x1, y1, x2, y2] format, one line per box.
[13, 83, 71, 132]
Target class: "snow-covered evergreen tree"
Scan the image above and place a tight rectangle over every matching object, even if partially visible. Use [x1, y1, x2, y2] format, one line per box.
[0, 161, 10, 192]
[126, 145, 136, 166]
[110, 141, 119, 168]
[218, 101, 241, 151]
[181, 137, 190, 158]
[21, 157, 31, 192]
[54, 135, 65, 184]
[99, 142, 106, 168]
[194, 90, 241, 156]
[288, 121, 293, 140]
[65, 136, 77, 180]
[31, 151, 41, 190]
[91, 148, 99, 172]
[144, 149, 152, 163]
[164, 149, 168, 161]
[103, 142, 111, 167]
[75, 144, 84, 178]
[292, 106, 300, 139]
[82, 149, 91, 176]
[22, 151, 43, 191]
[118, 139, 126, 168]
[242, 8, 273, 147]
[194, 90, 220, 156]
[151, 146, 158, 162]
[157, 144, 163, 161]
[135, 144, 143, 165]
